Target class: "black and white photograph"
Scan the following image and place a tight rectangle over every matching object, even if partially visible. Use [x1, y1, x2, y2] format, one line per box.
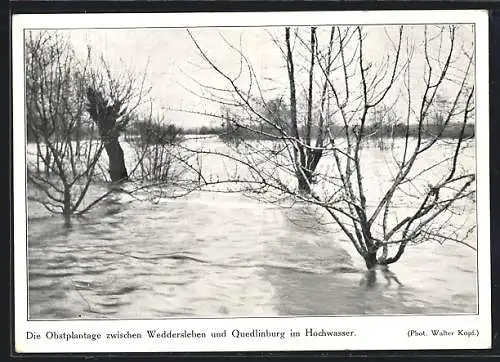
[13, 10, 491, 352]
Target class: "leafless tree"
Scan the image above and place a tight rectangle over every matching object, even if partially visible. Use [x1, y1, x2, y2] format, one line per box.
[186, 25, 476, 280]
[186, 27, 337, 194]
[26, 30, 208, 230]
[25, 31, 157, 226]
[84, 51, 150, 183]
[126, 112, 187, 183]
[25, 31, 107, 226]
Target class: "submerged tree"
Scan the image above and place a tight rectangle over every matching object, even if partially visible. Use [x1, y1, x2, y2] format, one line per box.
[25, 31, 105, 225]
[85, 54, 149, 183]
[188, 27, 335, 194]
[86, 87, 129, 183]
[26, 31, 152, 225]
[26, 30, 202, 228]
[127, 114, 186, 182]
[187, 25, 476, 279]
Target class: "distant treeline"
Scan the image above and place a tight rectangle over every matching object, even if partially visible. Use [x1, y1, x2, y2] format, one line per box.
[125, 121, 184, 144]
[27, 119, 474, 144]
[189, 122, 475, 141]
[26, 124, 100, 143]
[183, 126, 222, 135]
[360, 122, 475, 139]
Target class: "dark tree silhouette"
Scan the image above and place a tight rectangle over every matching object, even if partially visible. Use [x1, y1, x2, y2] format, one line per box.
[86, 87, 129, 183]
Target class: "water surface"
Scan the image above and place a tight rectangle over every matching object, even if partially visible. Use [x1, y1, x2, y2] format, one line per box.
[27, 139, 478, 319]
[28, 190, 477, 319]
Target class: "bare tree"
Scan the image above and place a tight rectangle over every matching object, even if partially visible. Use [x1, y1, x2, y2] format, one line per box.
[186, 27, 338, 194]
[126, 112, 186, 183]
[25, 31, 107, 226]
[186, 25, 476, 281]
[26, 30, 206, 227]
[84, 53, 150, 183]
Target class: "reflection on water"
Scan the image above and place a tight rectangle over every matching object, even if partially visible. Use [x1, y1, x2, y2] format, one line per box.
[28, 189, 477, 320]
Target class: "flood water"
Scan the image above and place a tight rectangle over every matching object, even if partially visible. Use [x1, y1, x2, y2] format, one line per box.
[27, 139, 478, 319]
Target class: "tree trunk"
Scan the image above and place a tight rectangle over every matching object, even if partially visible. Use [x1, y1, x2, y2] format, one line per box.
[63, 186, 72, 227]
[36, 146, 40, 174]
[361, 250, 404, 287]
[86, 87, 129, 183]
[360, 252, 379, 288]
[45, 147, 51, 177]
[364, 251, 378, 270]
[296, 168, 313, 194]
[104, 137, 129, 183]
[298, 149, 323, 194]
[75, 117, 81, 157]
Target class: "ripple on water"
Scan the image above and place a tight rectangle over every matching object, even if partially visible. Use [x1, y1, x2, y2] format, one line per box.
[94, 285, 142, 297]
[30, 271, 76, 279]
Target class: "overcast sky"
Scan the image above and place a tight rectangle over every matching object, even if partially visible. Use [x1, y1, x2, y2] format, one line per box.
[57, 24, 474, 128]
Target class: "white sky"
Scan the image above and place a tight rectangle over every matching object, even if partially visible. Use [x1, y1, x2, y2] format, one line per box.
[53, 25, 474, 128]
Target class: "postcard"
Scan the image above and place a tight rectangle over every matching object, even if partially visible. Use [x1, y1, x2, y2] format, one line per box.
[12, 9, 491, 352]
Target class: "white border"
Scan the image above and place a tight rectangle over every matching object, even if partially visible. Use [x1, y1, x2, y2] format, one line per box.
[13, 10, 491, 353]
